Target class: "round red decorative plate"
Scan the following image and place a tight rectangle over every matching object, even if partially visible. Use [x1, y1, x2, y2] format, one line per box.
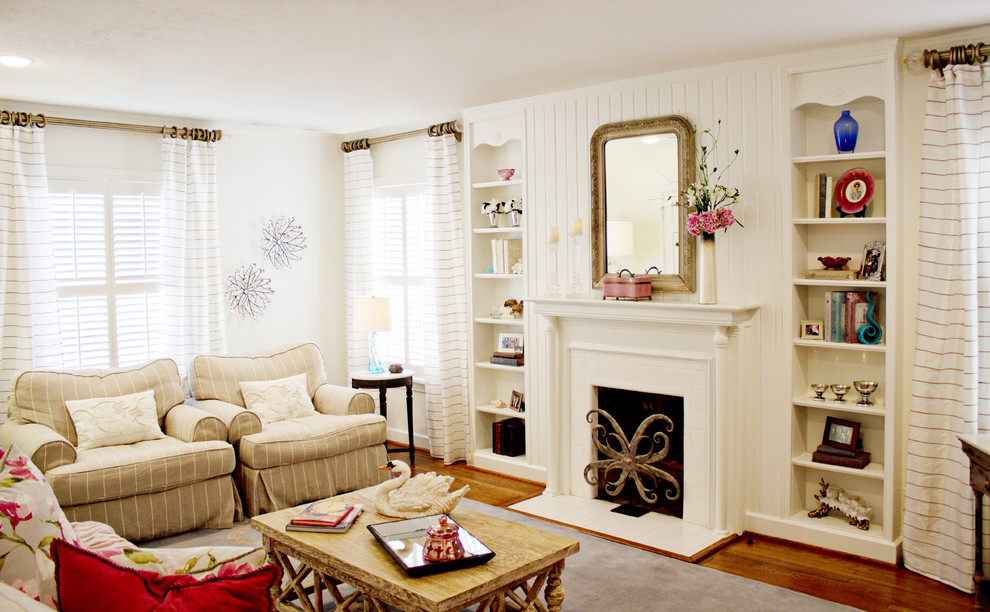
[833, 167, 875, 215]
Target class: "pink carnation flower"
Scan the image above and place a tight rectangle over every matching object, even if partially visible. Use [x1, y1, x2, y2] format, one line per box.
[715, 207, 736, 229]
[686, 213, 702, 236]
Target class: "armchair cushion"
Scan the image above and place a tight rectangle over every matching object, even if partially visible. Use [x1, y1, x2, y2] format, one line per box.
[239, 373, 317, 424]
[0, 444, 80, 608]
[64, 389, 165, 450]
[47, 438, 234, 507]
[8, 359, 186, 446]
[191, 342, 328, 406]
[238, 413, 386, 471]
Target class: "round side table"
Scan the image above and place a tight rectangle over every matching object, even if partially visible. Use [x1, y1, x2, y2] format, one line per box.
[351, 370, 415, 466]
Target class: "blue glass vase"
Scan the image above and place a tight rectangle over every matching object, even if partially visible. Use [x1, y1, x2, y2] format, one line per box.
[833, 110, 858, 154]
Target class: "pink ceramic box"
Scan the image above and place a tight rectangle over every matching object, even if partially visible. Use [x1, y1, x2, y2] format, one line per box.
[602, 270, 653, 301]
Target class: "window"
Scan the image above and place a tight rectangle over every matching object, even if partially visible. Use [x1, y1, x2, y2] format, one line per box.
[372, 183, 425, 375]
[49, 179, 161, 370]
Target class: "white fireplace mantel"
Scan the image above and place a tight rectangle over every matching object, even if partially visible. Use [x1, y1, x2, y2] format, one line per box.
[522, 298, 759, 549]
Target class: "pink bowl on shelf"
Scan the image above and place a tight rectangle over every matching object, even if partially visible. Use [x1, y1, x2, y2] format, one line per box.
[498, 168, 515, 181]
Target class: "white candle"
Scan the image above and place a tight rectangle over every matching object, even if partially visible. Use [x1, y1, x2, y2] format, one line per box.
[569, 218, 583, 236]
[547, 226, 559, 243]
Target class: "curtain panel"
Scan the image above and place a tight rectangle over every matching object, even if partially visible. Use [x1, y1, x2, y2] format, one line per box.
[159, 138, 226, 383]
[0, 124, 62, 422]
[904, 63, 990, 592]
[343, 149, 376, 375]
[422, 133, 470, 463]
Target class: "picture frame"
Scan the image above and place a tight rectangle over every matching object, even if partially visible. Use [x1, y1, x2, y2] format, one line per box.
[859, 240, 885, 282]
[801, 320, 823, 340]
[497, 332, 524, 355]
[509, 390, 524, 412]
[821, 416, 860, 452]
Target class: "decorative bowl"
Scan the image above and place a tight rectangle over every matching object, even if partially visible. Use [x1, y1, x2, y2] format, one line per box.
[830, 384, 850, 403]
[497, 168, 515, 181]
[818, 256, 851, 270]
[853, 380, 878, 406]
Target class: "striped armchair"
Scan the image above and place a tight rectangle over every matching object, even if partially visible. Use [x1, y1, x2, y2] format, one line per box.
[0, 358, 240, 542]
[188, 342, 390, 517]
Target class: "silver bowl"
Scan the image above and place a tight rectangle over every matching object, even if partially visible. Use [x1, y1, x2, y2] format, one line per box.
[830, 384, 850, 403]
[853, 380, 879, 406]
[810, 383, 827, 401]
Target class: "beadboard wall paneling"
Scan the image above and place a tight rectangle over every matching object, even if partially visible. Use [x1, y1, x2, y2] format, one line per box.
[520, 66, 783, 515]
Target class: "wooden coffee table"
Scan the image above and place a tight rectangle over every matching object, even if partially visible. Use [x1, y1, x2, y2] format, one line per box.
[251, 487, 579, 612]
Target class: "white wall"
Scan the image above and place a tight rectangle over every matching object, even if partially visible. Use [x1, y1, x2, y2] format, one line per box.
[2, 100, 347, 383]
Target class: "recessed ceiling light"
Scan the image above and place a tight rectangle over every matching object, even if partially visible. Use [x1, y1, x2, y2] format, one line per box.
[0, 56, 35, 68]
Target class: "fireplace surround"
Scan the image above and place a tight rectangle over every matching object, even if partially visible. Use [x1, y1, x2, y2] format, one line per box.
[514, 298, 758, 558]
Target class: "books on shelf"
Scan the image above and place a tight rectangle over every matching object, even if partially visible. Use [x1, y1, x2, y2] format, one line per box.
[815, 443, 858, 458]
[812, 450, 871, 469]
[286, 504, 364, 533]
[288, 499, 355, 527]
[820, 291, 881, 345]
[815, 172, 834, 218]
[493, 417, 525, 456]
[490, 239, 523, 274]
[490, 356, 524, 366]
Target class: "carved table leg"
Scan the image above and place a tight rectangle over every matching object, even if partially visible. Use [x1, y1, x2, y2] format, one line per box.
[544, 560, 565, 612]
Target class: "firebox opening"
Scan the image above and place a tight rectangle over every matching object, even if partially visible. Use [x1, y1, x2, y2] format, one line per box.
[588, 387, 684, 519]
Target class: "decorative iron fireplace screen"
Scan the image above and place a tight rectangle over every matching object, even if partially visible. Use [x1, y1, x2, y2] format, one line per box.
[584, 387, 684, 518]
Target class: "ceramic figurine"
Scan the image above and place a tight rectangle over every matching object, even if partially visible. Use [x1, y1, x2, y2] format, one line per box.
[374, 460, 469, 518]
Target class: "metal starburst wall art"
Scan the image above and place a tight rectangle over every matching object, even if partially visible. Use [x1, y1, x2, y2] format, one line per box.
[225, 263, 274, 319]
[261, 215, 307, 269]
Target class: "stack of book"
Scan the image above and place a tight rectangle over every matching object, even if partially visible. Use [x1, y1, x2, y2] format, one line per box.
[490, 239, 522, 274]
[823, 291, 878, 344]
[285, 499, 364, 533]
[493, 417, 525, 456]
[490, 350, 524, 367]
[812, 443, 871, 469]
[815, 172, 835, 218]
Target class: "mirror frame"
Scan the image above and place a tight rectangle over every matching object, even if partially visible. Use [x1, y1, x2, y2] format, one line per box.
[590, 115, 696, 293]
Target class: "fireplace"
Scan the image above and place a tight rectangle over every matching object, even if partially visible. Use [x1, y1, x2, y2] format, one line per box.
[588, 387, 684, 518]
[513, 298, 757, 559]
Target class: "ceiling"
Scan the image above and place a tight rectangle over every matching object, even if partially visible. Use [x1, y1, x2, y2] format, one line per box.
[2, 1, 989, 134]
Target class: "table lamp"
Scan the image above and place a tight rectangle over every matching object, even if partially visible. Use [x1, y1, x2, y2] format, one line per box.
[354, 296, 391, 374]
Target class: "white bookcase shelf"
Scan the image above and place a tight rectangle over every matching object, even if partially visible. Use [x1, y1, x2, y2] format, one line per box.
[761, 53, 901, 563]
[463, 109, 540, 482]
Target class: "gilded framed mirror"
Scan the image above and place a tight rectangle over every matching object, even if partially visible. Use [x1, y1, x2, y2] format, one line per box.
[590, 115, 695, 293]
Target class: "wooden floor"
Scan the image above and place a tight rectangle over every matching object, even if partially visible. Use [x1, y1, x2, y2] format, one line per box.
[404, 447, 973, 612]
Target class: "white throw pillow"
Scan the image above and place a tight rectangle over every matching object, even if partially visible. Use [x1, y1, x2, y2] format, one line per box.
[239, 372, 317, 424]
[65, 389, 165, 450]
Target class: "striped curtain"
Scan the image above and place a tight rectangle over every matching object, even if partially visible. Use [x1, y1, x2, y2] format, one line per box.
[904, 63, 990, 592]
[0, 123, 62, 422]
[343, 149, 376, 374]
[159, 138, 225, 385]
[422, 134, 470, 463]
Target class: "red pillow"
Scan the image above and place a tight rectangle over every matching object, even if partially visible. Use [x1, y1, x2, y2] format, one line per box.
[52, 539, 281, 612]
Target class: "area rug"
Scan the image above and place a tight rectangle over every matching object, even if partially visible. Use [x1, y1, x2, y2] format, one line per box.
[146, 500, 861, 611]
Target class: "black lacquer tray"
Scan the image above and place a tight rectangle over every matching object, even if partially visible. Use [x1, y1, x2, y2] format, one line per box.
[367, 514, 495, 577]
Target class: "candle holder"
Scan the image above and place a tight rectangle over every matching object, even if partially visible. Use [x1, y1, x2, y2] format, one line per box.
[546, 241, 560, 297]
[568, 231, 583, 298]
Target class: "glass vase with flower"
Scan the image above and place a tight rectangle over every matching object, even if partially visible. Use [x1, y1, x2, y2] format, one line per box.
[676, 120, 742, 304]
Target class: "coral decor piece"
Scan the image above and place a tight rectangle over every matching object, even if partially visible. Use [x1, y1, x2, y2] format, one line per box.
[808, 478, 872, 530]
[675, 119, 743, 236]
[225, 263, 274, 319]
[261, 215, 307, 269]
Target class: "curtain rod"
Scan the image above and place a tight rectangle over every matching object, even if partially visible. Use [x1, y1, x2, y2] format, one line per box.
[0, 110, 222, 142]
[340, 119, 462, 153]
[921, 42, 988, 75]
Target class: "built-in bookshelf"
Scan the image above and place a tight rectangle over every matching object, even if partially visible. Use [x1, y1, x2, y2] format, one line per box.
[462, 110, 540, 481]
[765, 53, 901, 563]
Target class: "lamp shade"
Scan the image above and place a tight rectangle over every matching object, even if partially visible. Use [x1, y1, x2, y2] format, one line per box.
[354, 296, 392, 332]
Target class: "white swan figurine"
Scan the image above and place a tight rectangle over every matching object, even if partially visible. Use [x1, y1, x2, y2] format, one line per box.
[373, 460, 470, 518]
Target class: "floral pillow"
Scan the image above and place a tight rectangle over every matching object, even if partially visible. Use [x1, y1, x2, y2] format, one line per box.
[64, 389, 165, 450]
[239, 373, 317, 424]
[0, 444, 79, 608]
